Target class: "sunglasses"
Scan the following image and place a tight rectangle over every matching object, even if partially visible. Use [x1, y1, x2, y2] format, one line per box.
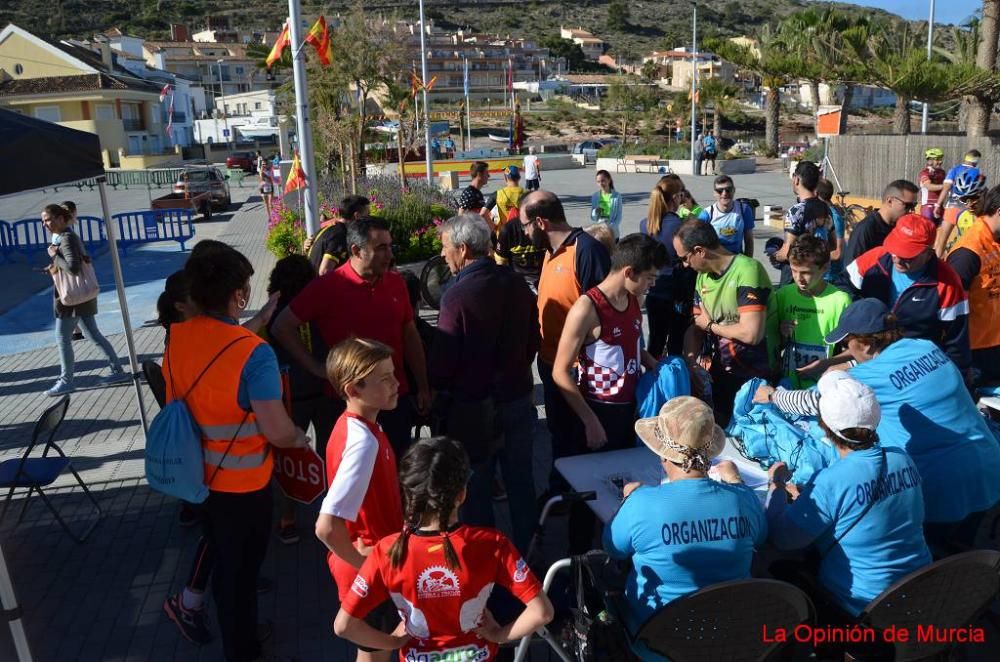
[891, 196, 917, 212]
[715, 187, 734, 195]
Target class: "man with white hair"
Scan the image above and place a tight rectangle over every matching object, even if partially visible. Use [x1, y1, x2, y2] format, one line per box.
[430, 213, 539, 553]
[523, 146, 541, 191]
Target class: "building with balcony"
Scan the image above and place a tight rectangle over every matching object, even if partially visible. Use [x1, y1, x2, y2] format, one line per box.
[0, 23, 172, 167]
[559, 27, 605, 62]
[141, 39, 266, 111]
[382, 21, 563, 105]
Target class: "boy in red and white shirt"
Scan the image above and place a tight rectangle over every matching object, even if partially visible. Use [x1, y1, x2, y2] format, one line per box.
[334, 437, 553, 660]
[316, 338, 404, 662]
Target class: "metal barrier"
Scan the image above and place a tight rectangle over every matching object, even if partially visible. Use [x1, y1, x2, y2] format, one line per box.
[9, 217, 108, 256]
[0, 220, 13, 262]
[113, 209, 195, 254]
[105, 168, 186, 190]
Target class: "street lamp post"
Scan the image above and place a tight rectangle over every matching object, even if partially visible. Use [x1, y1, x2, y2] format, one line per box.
[217, 58, 231, 149]
[921, 0, 936, 134]
[690, 2, 698, 167]
[418, 0, 433, 183]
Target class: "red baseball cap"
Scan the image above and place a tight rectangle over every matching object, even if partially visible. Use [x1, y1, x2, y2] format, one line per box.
[884, 214, 936, 259]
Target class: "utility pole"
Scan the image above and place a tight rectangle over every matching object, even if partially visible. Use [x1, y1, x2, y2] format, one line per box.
[921, 0, 936, 134]
[690, 1, 698, 165]
[418, 0, 433, 182]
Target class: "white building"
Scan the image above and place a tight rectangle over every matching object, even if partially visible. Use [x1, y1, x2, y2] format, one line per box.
[796, 82, 896, 109]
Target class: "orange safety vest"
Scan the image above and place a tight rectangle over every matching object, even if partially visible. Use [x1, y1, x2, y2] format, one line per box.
[950, 217, 1000, 350]
[163, 316, 274, 493]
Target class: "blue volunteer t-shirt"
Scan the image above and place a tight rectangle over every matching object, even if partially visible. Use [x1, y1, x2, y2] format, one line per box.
[772, 446, 931, 615]
[698, 202, 755, 255]
[848, 338, 1000, 523]
[945, 164, 982, 207]
[210, 315, 283, 410]
[603, 478, 766, 637]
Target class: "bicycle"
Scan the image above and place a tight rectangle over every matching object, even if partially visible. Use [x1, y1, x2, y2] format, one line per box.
[832, 190, 873, 238]
[419, 253, 451, 310]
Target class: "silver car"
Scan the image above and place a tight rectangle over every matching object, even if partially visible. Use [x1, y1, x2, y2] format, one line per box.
[173, 167, 232, 210]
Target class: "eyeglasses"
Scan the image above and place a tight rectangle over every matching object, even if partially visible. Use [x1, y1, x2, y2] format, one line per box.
[714, 187, 735, 195]
[891, 196, 917, 212]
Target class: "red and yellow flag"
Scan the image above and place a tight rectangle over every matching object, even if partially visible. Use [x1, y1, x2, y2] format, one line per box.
[284, 152, 307, 194]
[266, 23, 290, 67]
[409, 72, 438, 97]
[305, 16, 333, 67]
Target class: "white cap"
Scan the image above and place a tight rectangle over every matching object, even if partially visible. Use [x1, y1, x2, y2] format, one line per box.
[817, 372, 880, 434]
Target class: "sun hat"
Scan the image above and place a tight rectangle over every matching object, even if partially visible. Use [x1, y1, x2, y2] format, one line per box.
[817, 372, 881, 439]
[824, 298, 892, 344]
[883, 213, 935, 260]
[635, 396, 725, 472]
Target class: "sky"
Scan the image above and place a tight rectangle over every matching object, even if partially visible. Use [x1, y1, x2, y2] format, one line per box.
[845, 1, 981, 25]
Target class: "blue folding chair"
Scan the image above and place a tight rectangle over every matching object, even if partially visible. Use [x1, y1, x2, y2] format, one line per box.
[0, 395, 102, 543]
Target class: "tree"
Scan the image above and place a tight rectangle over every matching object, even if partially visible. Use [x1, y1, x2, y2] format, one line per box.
[935, 17, 981, 131]
[540, 36, 588, 72]
[698, 78, 740, 138]
[966, 1, 999, 136]
[707, 27, 799, 155]
[605, 76, 657, 144]
[608, 1, 630, 32]
[842, 17, 975, 135]
[641, 60, 662, 81]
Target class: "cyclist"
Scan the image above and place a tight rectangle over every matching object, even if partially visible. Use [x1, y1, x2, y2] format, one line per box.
[934, 149, 983, 226]
[933, 170, 985, 258]
[918, 148, 946, 222]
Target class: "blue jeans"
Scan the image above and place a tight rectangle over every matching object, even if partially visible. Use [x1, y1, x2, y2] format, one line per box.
[55, 315, 122, 384]
[461, 394, 539, 556]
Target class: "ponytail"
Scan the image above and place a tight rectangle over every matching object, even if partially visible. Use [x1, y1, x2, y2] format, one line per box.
[388, 437, 470, 570]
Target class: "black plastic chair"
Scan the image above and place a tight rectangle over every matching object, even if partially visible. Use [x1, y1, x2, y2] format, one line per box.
[857, 550, 1000, 662]
[0, 395, 102, 543]
[634, 578, 815, 662]
[141, 360, 167, 408]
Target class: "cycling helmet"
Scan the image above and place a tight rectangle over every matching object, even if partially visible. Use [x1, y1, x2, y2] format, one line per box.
[924, 147, 944, 160]
[954, 170, 986, 198]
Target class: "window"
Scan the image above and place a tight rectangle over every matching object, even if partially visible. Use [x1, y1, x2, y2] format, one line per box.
[33, 106, 61, 123]
[235, 66, 244, 75]
[14, 64, 23, 75]
[95, 104, 115, 121]
[254, 102, 261, 110]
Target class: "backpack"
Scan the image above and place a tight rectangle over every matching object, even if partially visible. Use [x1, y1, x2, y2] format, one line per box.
[726, 377, 839, 486]
[145, 337, 252, 503]
[634, 357, 691, 444]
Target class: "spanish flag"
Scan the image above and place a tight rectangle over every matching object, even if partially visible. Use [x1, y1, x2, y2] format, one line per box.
[285, 151, 307, 194]
[305, 16, 333, 67]
[267, 23, 290, 68]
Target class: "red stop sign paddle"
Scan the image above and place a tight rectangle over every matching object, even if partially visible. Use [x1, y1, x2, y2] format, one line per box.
[273, 445, 327, 504]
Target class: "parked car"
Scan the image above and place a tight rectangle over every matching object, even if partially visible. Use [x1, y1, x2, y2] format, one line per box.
[173, 167, 232, 211]
[572, 139, 617, 160]
[225, 151, 257, 173]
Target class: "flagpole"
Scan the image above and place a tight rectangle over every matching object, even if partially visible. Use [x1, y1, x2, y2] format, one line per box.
[418, 0, 433, 183]
[464, 57, 472, 154]
[287, 2, 319, 236]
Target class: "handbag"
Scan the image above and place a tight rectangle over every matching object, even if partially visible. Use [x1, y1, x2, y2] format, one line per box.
[52, 256, 99, 306]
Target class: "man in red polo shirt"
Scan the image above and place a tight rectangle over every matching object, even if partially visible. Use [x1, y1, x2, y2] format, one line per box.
[272, 217, 431, 457]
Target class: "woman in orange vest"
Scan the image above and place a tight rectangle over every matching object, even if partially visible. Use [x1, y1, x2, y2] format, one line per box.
[947, 185, 1000, 386]
[163, 244, 309, 662]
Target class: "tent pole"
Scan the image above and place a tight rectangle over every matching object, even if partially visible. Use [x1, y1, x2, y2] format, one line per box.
[97, 177, 149, 435]
[0, 542, 32, 661]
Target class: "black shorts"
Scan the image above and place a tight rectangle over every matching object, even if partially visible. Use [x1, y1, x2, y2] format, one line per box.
[525, 178, 540, 191]
[705, 152, 717, 161]
[357, 600, 400, 653]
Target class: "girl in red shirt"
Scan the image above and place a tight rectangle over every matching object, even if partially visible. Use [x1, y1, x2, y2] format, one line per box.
[334, 437, 554, 660]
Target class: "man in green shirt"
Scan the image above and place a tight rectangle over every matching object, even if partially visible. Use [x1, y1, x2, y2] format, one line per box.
[675, 220, 772, 424]
[766, 234, 852, 388]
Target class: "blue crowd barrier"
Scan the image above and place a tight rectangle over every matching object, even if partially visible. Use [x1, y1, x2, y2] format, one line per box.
[0, 209, 194, 259]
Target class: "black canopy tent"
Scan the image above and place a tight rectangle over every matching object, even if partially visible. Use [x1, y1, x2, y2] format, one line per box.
[0, 108, 149, 662]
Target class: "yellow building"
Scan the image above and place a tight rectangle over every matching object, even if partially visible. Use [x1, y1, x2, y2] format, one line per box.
[0, 24, 167, 168]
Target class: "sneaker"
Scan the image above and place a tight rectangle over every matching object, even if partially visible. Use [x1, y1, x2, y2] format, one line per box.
[71, 330, 84, 341]
[256, 576, 274, 594]
[178, 503, 200, 528]
[100, 371, 131, 386]
[45, 379, 74, 397]
[163, 593, 212, 645]
[277, 523, 300, 545]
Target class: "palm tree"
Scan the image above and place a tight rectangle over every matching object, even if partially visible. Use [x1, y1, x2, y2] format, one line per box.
[966, 1, 999, 136]
[841, 18, 965, 134]
[698, 78, 740, 139]
[934, 16, 981, 131]
[707, 27, 799, 155]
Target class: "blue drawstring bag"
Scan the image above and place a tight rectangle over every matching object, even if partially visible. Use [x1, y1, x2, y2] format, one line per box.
[726, 377, 839, 486]
[635, 357, 691, 445]
[145, 337, 250, 503]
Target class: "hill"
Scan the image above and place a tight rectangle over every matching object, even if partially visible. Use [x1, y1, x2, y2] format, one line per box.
[1, 0, 907, 60]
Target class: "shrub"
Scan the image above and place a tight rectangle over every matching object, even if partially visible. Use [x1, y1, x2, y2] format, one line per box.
[265, 199, 306, 258]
